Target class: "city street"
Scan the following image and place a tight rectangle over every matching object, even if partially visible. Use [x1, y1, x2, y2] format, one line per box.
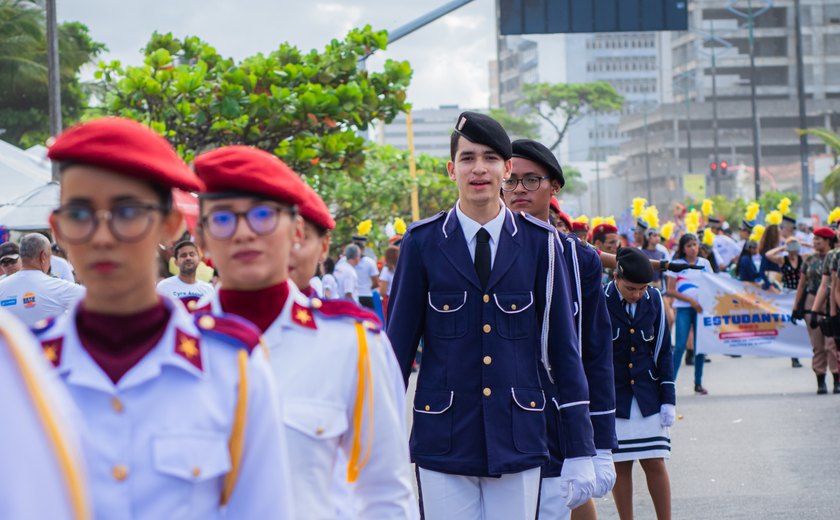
[409, 353, 839, 519]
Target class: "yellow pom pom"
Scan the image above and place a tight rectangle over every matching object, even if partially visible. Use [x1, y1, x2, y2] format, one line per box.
[393, 217, 407, 235]
[702, 228, 715, 247]
[660, 221, 675, 241]
[777, 197, 792, 216]
[632, 198, 647, 219]
[745, 202, 760, 222]
[828, 207, 840, 225]
[356, 219, 373, 236]
[685, 210, 701, 234]
[642, 206, 660, 229]
[605, 216, 617, 227]
[701, 199, 714, 217]
[765, 210, 783, 226]
[750, 224, 766, 243]
[573, 215, 589, 225]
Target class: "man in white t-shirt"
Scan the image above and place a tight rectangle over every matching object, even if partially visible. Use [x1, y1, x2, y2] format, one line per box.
[333, 244, 360, 302]
[709, 217, 740, 269]
[156, 240, 215, 309]
[0, 234, 85, 326]
[49, 251, 76, 282]
[351, 236, 380, 309]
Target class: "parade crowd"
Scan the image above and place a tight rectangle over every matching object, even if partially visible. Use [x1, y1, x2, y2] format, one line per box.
[0, 112, 833, 520]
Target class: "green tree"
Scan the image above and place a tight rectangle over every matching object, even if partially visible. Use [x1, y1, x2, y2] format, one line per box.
[758, 191, 800, 218]
[488, 108, 538, 140]
[519, 81, 624, 155]
[560, 164, 587, 196]
[0, 0, 106, 147]
[94, 27, 412, 178]
[313, 144, 456, 254]
[799, 128, 840, 209]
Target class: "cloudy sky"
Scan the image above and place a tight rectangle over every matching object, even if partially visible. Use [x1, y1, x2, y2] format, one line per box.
[59, 0, 500, 110]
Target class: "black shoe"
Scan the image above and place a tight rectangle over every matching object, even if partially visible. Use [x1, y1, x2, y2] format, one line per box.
[791, 358, 803, 368]
[704, 357, 711, 363]
[833, 374, 840, 394]
[694, 384, 708, 395]
[685, 350, 694, 366]
[817, 374, 828, 395]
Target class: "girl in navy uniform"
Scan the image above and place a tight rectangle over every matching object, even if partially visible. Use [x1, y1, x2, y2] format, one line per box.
[605, 248, 675, 520]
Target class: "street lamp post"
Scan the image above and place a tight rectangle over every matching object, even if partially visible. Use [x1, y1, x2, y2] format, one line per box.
[46, 0, 61, 181]
[794, 0, 811, 217]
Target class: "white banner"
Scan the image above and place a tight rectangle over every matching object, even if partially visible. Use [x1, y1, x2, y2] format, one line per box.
[694, 273, 812, 358]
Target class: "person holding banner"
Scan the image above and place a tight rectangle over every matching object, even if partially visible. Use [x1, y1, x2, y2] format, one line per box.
[666, 233, 713, 395]
[794, 227, 839, 394]
[606, 248, 675, 520]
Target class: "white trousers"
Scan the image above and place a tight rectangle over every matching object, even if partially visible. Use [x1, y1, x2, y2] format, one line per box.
[417, 466, 541, 520]
[538, 477, 572, 520]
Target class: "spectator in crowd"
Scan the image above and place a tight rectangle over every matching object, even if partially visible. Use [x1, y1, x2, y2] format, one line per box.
[156, 240, 215, 308]
[735, 240, 762, 284]
[0, 233, 85, 326]
[759, 224, 782, 286]
[351, 236, 379, 309]
[766, 239, 807, 368]
[640, 228, 667, 290]
[321, 257, 339, 299]
[0, 242, 22, 280]
[49, 242, 76, 282]
[666, 233, 713, 395]
[378, 245, 399, 321]
[334, 244, 360, 302]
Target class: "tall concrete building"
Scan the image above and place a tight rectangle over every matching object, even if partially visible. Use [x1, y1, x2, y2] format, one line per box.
[488, 36, 539, 114]
[615, 0, 840, 211]
[381, 105, 471, 159]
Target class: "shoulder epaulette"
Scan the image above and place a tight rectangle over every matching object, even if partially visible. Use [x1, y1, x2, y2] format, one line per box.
[187, 300, 212, 314]
[31, 317, 57, 336]
[519, 211, 554, 232]
[309, 298, 382, 332]
[407, 211, 446, 232]
[194, 312, 261, 353]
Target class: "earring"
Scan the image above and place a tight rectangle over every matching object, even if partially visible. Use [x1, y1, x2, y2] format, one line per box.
[293, 243, 302, 250]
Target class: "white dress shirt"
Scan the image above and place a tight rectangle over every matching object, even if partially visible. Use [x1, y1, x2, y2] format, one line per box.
[455, 200, 506, 269]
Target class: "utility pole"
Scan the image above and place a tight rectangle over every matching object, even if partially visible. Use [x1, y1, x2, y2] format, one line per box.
[643, 105, 652, 202]
[710, 20, 721, 197]
[794, 0, 811, 217]
[46, 0, 61, 181]
[683, 73, 694, 174]
[594, 114, 602, 215]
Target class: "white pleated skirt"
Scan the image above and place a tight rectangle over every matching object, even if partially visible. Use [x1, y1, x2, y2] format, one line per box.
[613, 398, 671, 462]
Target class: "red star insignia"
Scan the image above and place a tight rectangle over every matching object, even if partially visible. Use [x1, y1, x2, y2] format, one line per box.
[291, 302, 317, 330]
[174, 329, 203, 371]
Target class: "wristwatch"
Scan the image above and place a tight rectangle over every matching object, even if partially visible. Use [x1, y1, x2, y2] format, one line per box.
[659, 259, 668, 271]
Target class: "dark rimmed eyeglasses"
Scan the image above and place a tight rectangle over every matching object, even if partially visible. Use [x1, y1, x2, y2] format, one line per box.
[52, 203, 164, 244]
[200, 204, 296, 240]
[501, 175, 551, 192]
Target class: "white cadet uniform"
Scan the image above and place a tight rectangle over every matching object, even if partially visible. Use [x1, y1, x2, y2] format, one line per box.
[0, 309, 90, 520]
[0, 269, 85, 326]
[33, 297, 295, 520]
[198, 282, 417, 519]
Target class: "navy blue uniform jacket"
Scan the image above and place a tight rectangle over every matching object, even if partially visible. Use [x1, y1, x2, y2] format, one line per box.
[542, 234, 617, 478]
[386, 206, 595, 477]
[604, 282, 675, 418]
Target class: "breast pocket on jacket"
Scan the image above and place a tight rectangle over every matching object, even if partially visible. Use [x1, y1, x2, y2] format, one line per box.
[283, 399, 348, 441]
[494, 292, 534, 340]
[427, 292, 468, 339]
[510, 387, 547, 454]
[411, 389, 454, 455]
[153, 432, 231, 511]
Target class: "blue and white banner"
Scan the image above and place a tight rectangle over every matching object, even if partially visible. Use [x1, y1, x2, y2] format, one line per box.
[694, 273, 812, 358]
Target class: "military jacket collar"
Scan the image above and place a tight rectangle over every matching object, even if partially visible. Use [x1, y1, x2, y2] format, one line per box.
[605, 281, 651, 326]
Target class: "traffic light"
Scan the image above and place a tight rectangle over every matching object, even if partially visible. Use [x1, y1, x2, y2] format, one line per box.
[710, 162, 718, 176]
[720, 161, 729, 176]
[709, 161, 729, 176]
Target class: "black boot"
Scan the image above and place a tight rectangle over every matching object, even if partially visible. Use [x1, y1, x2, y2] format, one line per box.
[791, 358, 803, 368]
[685, 349, 694, 366]
[833, 373, 840, 394]
[817, 373, 828, 395]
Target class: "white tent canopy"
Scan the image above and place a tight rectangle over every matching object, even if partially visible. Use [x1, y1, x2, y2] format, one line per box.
[0, 181, 59, 231]
[0, 139, 51, 205]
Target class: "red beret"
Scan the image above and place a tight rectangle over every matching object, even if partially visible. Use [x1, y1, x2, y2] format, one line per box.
[814, 227, 835, 239]
[193, 146, 307, 207]
[571, 221, 589, 232]
[592, 223, 618, 236]
[556, 210, 572, 230]
[47, 117, 202, 192]
[549, 197, 561, 213]
[299, 185, 335, 231]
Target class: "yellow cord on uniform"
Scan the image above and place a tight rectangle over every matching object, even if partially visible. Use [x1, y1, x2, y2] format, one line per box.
[348, 321, 374, 482]
[221, 349, 249, 505]
[1, 326, 91, 520]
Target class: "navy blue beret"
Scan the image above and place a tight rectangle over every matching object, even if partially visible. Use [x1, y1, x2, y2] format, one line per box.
[616, 247, 654, 285]
[511, 139, 565, 188]
[454, 111, 512, 160]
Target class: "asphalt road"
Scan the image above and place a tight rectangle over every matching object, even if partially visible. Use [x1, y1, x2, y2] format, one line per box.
[408, 354, 839, 519]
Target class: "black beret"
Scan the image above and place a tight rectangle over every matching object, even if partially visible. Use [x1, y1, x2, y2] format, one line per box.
[635, 217, 648, 231]
[351, 235, 368, 243]
[740, 219, 755, 231]
[708, 216, 722, 225]
[782, 215, 796, 225]
[454, 111, 512, 160]
[616, 247, 654, 285]
[511, 139, 565, 187]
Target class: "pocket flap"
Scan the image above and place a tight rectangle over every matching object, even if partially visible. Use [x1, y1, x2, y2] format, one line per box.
[414, 390, 454, 414]
[494, 292, 534, 314]
[153, 432, 231, 482]
[641, 327, 655, 342]
[511, 388, 546, 412]
[428, 292, 467, 313]
[284, 399, 348, 439]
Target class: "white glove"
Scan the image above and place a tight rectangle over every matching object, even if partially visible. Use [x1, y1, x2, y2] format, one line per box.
[660, 404, 676, 428]
[591, 449, 616, 498]
[558, 456, 596, 509]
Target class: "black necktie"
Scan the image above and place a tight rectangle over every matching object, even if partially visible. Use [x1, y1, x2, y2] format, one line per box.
[623, 300, 634, 320]
[475, 228, 491, 289]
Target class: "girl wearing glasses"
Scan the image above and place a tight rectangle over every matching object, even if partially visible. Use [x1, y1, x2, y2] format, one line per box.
[191, 146, 416, 519]
[41, 118, 294, 519]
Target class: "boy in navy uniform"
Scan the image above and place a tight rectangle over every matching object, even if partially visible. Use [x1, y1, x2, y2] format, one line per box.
[504, 139, 617, 520]
[387, 112, 596, 519]
[605, 248, 675, 520]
